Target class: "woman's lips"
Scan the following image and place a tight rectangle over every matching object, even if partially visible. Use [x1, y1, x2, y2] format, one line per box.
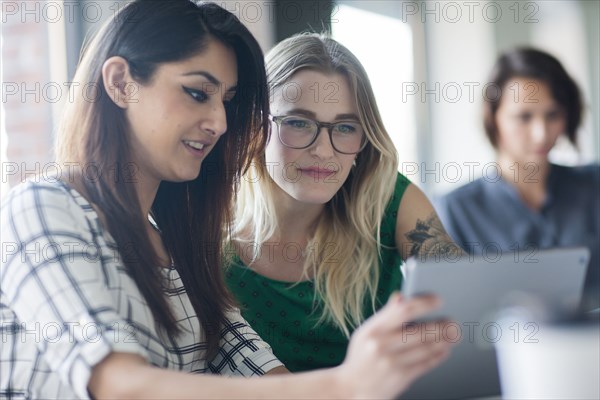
[298, 168, 337, 179]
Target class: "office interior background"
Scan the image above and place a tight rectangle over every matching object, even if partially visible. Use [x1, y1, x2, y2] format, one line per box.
[1, 0, 599, 199]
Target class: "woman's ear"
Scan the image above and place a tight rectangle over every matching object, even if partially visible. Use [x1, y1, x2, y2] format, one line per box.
[101, 56, 133, 109]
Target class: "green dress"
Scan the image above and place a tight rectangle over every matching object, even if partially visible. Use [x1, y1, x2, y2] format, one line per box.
[225, 173, 411, 371]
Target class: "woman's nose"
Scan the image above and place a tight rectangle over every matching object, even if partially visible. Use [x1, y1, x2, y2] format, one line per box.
[309, 127, 335, 159]
[202, 102, 228, 137]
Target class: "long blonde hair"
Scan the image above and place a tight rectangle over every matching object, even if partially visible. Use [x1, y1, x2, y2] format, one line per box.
[234, 33, 398, 336]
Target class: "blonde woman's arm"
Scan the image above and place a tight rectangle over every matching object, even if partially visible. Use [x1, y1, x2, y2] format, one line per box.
[395, 183, 466, 261]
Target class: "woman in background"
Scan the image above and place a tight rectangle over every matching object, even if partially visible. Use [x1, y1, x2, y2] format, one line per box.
[226, 33, 461, 372]
[436, 48, 599, 310]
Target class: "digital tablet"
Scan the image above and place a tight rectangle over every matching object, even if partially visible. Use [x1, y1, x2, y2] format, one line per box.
[400, 247, 589, 400]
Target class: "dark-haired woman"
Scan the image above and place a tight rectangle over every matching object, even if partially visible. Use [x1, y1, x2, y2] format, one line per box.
[436, 48, 600, 310]
[0, 1, 452, 398]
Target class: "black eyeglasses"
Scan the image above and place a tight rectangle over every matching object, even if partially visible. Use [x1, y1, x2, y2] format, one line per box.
[269, 115, 367, 155]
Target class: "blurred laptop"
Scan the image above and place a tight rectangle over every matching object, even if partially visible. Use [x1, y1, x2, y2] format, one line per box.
[400, 247, 589, 400]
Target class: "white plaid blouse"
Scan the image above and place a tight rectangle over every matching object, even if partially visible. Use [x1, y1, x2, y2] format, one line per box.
[0, 180, 282, 399]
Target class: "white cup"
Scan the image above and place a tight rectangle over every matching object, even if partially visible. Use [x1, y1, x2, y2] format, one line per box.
[495, 310, 599, 400]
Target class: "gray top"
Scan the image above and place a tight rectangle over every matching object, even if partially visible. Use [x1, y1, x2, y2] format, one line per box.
[435, 163, 600, 310]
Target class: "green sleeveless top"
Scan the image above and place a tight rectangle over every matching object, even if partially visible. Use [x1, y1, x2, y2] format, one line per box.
[225, 173, 411, 371]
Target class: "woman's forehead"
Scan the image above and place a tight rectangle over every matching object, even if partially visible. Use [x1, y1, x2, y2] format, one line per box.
[270, 70, 356, 113]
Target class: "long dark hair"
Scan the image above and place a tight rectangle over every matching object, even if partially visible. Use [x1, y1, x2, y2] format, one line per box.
[483, 47, 582, 148]
[56, 0, 268, 357]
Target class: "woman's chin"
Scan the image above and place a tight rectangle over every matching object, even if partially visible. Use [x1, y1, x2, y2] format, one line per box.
[290, 191, 336, 205]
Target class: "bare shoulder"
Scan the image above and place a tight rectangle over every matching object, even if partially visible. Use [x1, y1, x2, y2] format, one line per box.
[395, 184, 465, 260]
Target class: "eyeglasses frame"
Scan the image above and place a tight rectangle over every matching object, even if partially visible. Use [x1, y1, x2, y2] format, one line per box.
[269, 114, 368, 155]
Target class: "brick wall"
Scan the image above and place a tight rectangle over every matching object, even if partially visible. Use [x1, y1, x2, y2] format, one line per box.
[2, 3, 54, 193]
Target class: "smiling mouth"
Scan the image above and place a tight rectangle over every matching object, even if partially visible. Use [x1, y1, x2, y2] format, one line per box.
[299, 168, 337, 178]
[302, 168, 336, 173]
[183, 140, 205, 150]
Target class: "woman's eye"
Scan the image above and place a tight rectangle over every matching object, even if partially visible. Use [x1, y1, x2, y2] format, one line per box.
[183, 86, 208, 103]
[546, 110, 563, 121]
[517, 113, 532, 123]
[335, 124, 357, 134]
[285, 119, 309, 129]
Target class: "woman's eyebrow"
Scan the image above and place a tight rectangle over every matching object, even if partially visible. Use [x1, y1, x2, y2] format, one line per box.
[285, 108, 316, 117]
[283, 109, 359, 121]
[335, 113, 359, 120]
[182, 70, 237, 92]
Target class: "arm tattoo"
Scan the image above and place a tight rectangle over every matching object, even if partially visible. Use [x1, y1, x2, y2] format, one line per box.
[404, 212, 466, 260]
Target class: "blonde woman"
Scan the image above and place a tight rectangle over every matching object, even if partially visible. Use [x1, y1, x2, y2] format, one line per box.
[226, 33, 463, 372]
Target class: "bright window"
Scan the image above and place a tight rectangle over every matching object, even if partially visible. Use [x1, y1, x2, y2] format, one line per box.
[332, 3, 417, 170]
